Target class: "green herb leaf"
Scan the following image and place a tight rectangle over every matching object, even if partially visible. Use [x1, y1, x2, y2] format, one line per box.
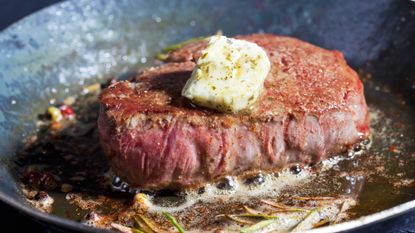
[161, 37, 207, 53]
[163, 212, 186, 233]
[155, 53, 169, 61]
[155, 36, 208, 61]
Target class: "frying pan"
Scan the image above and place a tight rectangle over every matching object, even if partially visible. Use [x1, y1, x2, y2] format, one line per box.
[0, 0, 415, 232]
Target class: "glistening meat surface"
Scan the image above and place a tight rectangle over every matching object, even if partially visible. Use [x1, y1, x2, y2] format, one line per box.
[98, 34, 370, 190]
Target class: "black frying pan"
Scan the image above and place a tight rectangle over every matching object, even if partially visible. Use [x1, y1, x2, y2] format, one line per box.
[0, 0, 415, 232]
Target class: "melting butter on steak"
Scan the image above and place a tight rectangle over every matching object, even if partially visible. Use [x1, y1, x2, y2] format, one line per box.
[98, 34, 370, 190]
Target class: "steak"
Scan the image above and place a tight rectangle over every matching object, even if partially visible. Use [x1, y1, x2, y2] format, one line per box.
[98, 34, 370, 190]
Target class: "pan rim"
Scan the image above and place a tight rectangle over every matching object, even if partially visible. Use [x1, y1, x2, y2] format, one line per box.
[0, 0, 414, 232]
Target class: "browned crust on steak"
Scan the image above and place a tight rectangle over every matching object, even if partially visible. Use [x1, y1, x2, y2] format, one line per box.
[99, 34, 370, 189]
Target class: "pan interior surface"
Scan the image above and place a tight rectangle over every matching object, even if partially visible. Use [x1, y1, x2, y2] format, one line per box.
[0, 0, 414, 232]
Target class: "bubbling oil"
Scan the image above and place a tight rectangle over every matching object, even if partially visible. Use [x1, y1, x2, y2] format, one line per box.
[146, 168, 312, 213]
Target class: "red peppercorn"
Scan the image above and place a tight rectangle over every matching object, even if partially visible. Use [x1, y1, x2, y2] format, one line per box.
[59, 105, 75, 117]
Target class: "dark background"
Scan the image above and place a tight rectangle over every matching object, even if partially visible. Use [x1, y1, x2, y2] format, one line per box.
[0, 1, 61, 232]
[0, 0, 61, 30]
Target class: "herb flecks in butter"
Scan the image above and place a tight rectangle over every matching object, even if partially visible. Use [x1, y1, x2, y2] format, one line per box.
[182, 35, 271, 113]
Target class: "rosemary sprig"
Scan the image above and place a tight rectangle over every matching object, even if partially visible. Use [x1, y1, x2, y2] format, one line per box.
[133, 216, 151, 233]
[290, 208, 320, 232]
[133, 216, 143, 228]
[239, 219, 279, 233]
[137, 214, 161, 233]
[132, 228, 146, 233]
[163, 212, 186, 233]
[219, 214, 255, 225]
[260, 199, 308, 212]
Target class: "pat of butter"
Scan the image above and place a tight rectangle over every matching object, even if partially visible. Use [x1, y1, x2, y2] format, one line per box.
[182, 35, 271, 113]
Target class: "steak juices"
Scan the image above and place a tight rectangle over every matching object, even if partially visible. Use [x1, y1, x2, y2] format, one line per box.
[98, 34, 369, 190]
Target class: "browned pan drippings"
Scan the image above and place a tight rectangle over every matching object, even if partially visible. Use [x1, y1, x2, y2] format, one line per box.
[14, 76, 415, 232]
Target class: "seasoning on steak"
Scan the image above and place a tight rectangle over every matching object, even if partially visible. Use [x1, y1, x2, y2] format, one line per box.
[98, 34, 370, 190]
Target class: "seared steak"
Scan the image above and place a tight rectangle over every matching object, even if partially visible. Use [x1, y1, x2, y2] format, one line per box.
[98, 34, 370, 190]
